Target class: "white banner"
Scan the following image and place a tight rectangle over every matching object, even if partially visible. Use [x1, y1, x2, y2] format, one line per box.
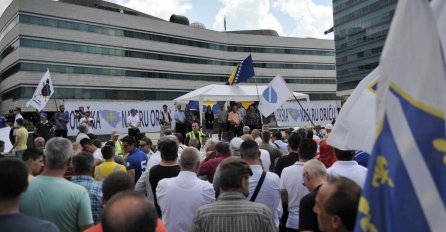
[275, 100, 338, 127]
[64, 101, 174, 136]
[26, 69, 54, 111]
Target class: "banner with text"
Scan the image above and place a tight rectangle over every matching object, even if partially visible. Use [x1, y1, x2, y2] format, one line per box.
[64, 101, 174, 136]
[275, 100, 338, 127]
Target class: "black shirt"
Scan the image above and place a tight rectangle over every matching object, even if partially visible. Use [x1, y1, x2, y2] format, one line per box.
[299, 185, 323, 232]
[34, 121, 53, 142]
[275, 152, 300, 177]
[149, 164, 181, 216]
[0, 213, 59, 232]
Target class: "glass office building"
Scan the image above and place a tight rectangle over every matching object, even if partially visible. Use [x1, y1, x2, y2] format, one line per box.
[333, 0, 398, 96]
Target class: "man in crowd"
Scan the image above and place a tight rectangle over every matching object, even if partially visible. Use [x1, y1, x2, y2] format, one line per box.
[94, 145, 126, 181]
[198, 142, 231, 183]
[102, 191, 158, 232]
[327, 148, 368, 188]
[127, 109, 141, 141]
[184, 104, 194, 132]
[185, 122, 205, 150]
[121, 136, 147, 183]
[216, 104, 227, 140]
[243, 126, 250, 135]
[20, 137, 93, 231]
[33, 112, 53, 143]
[22, 148, 44, 179]
[323, 124, 333, 140]
[109, 131, 124, 158]
[174, 105, 186, 140]
[80, 138, 103, 165]
[240, 140, 281, 228]
[259, 130, 283, 172]
[79, 111, 95, 138]
[157, 147, 215, 232]
[275, 132, 302, 177]
[251, 129, 262, 144]
[149, 140, 180, 216]
[54, 105, 69, 138]
[228, 105, 242, 136]
[8, 108, 23, 144]
[139, 137, 155, 158]
[10, 118, 28, 158]
[299, 159, 328, 232]
[160, 104, 172, 137]
[0, 158, 59, 232]
[191, 157, 276, 232]
[34, 137, 45, 150]
[71, 152, 103, 224]
[76, 124, 90, 143]
[314, 176, 361, 232]
[272, 130, 288, 155]
[280, 138, 317, 232]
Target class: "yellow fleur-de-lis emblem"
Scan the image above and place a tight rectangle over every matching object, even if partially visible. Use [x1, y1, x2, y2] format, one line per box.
[432, 138, 446, 165]
[372, 155, 394, 188]
[358, 197, 378, 232]
[107, 112, 116, 122]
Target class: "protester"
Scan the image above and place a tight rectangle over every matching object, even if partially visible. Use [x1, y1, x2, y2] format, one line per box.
[54, 105, 69, 138]
[191, 157, 276, 232]
[10, 118, 28, 158]
[139, 137, 155, 159]
[71, 152, 103, 224]
[185, 122, 205, 150]
[22, 148, 44, 180]
[318, 141, 336, 168]
[251, 129, 262, 144]
[157, 147, 215, 232]
[272, 130, 288, 155]
[33, 112, 53, 143]
[228, 105, 242, 136]
[159, 104, 172, 137]
[327, 148, 368, 188]
[314, 176, 361, 232]
[79, 111, 96, 139]
[259, 130, 283, 172]
[33, 137, 45, 150]
[121, 136, 147, 183]
[103, 141, 125, 165]
[76, 124, 90, 143]
[204, 105, 214, 137]
[126, 109, 141, 141]
[80, 138, 103, 165]
[275, 132, 302, 177]
[174, 104, 186, 140]
[94, 145, 126, 181]
[109, 131, 124, 157]
[299, 159, 328, 232]
[244, 105, 260, 130]
[198, 142, 231, 183]
[0, 158, 59, 232]
[216, 104, 227, 140]
[243, 125, 250, 135]
[174, 133, 188, 154]
[20, 137, 93, 232]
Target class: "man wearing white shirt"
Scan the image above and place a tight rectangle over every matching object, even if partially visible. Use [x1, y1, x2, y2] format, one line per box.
[280, 138, 317, 232]
[327, 148, 368, 188]
[127, 109, 141, 141]
[272, 130, 289, 155]
[79, 138, 103, 166]
[241, 135, 270, 172]
[240, 140, 281, 228]
[78, 111, 94, 133]
[76, 124, 90, 143]
[157, 147, 215, 232]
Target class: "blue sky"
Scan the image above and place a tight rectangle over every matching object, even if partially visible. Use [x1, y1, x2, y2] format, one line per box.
[0, 0, 334, 39]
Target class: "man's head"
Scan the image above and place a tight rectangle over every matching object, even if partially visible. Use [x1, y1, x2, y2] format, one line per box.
[163, 128, 172, 136]
[14, 107, 21, 114]
[102, 172, 134, 203]
[0, 158, 28, 202]
[240, 140, 260, 161]
[284, 128, 293, 140]
[271, 130, 282, 142]
[251, 129, 260, 139]
[303, 159, 327, 192]
[191, 122, 199, 132]
[72, 152, 94, 176]
[34, 137, 45, 150]
[162, 104, 168, 112]
[261, 130, 271, 144]
[219, 156, 252, 197]
[15, 118, 24, 127]
[45, 137, 72, 171]
[215, 142, 230, 156]
[130, 109, 137, 116]
[79, 124, 88, 134]
[84, 111, 91, 119]
[287, 132, 302, 151]
[188, 138, 199, 149]
[101, 145, 114, 160]
[229, 137, 243, 157]
[102, 191, 158, 232]
[121, 136, 137, 154]
[242, 126, 250, 135]
[93, 139, 102, 149]
[157, 135, 177, 151]
[111, 131, 119, 142]
[139, 137, 153, 154]
[59, 105, 65, 112]
[179, 147, 200, 172]
[40, 112, 47, 121]
[295, 128, 307, 140]
[160, 140, 178, 162]
[325, 124, 333, 133]
[333, 148, 355, 161]
[176, 104, 182, 110]
[22, 148, 44, 176]
[314, 176, 361, 232]
[232, 105, 238, 112]
[80, 138, 96, 153]
[298, 138, 317, 161]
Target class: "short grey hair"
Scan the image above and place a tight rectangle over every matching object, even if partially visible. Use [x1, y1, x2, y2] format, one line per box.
[202, 138, 218, 152]
[303, 159, 327, 178]
[45, 137, 72, 170]
[179, 147, 200, 170]
[188, 138, 199, 149]
[78, 123, 88, 133]
[230, 137, 243, 157]
[34, 137, 45, 144]
[243, 126, 250, 134]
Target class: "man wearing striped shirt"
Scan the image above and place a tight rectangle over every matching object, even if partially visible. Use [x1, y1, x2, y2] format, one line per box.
[191, 157, 276, 232]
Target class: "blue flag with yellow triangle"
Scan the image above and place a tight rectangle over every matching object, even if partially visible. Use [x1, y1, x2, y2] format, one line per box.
[100, 110, 121, 128]
[355, 0, 446, 231]
[226, 54, 255, 85]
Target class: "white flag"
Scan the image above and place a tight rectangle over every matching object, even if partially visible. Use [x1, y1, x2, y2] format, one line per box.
[327, 67, 379, 154]
[258, 75, 292, 117]
[26, 69, 54, 111]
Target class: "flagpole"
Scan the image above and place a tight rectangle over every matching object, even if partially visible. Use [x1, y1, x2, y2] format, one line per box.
[284, 81, 315, 127]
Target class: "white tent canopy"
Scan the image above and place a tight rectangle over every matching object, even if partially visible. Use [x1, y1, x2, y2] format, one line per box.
[174, 84, 309, 103]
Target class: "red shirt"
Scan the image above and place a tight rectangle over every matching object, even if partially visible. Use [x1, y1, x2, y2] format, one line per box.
[198, 152, 231, 183]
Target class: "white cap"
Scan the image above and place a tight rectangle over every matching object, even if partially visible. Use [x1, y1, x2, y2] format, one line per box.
[325, 124, 333, 130]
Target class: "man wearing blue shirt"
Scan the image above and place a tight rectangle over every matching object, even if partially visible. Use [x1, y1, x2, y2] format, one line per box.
[121, 136, 147, 183]
[54, 105, 69, 138]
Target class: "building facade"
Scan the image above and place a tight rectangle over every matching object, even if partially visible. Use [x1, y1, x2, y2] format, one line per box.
[333, 0, 397, 97]
[0, 0, 336, 113]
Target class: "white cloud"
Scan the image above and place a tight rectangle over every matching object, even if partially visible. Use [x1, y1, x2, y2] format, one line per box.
[273, 0, 333, 39]
[114, 0, 192, 20]
[213, 0, 284, 35]
[0, 0, 14, 19]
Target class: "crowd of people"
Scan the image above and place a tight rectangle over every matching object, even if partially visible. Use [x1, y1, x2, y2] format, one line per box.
[0, 102, 369, 232]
